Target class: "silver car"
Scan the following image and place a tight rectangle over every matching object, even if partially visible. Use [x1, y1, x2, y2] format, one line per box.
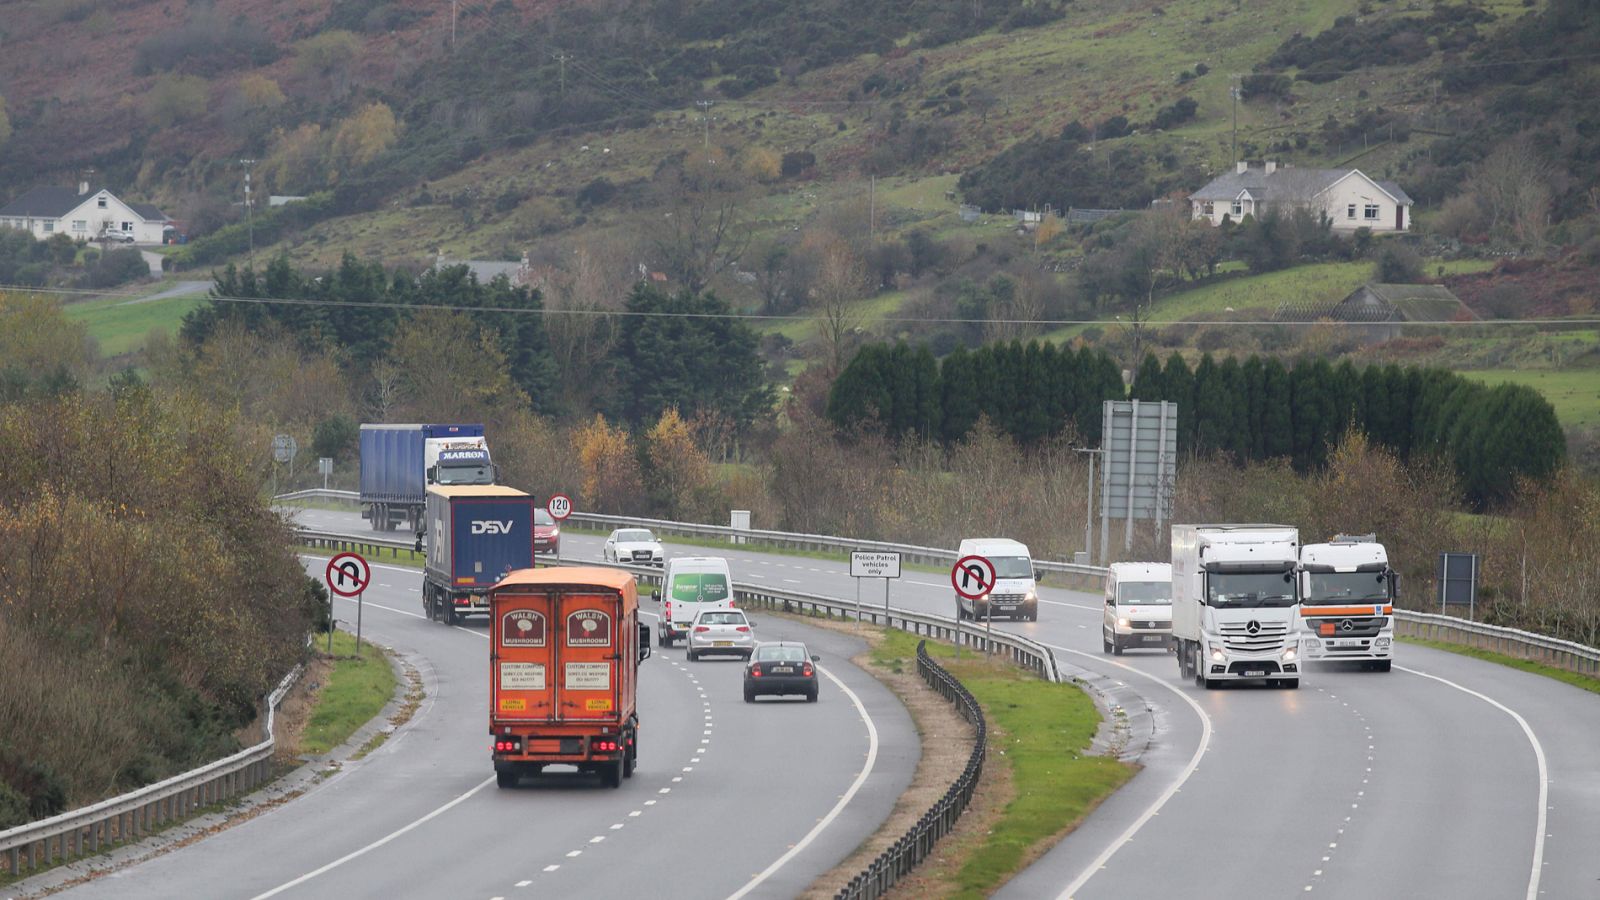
[604, 527, 665, 566]
[686, 608, 755, 661]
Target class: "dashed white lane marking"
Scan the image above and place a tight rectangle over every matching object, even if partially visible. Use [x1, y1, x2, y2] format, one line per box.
[629, 810, 642, 817]
[566, 850, 582, 858]
[588, 836, 604, 844]
[610, 823, 624, 830]
[250, 776, 496, 899]
[782, 579, 802, 584]
[724, 663, 880, 900]
[1397, 664, 1548, 900]
[520, 877, 536, 883]
[541, 866, 558, 873]
[1046, 642, 1213, 900]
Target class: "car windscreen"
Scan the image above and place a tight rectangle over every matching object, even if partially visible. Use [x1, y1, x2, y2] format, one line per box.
[991, 556, 1033, 579]
[697, 612, 746, 625]
[1117, 581, 1171, 604]
[670, 572, 729, 604]
[616, 530, 655, 542]
[755, 647, 806, 662]
[1304, 571, 1388, 604]
[535, 508, 554, 525]
[1206, 570, 1296, 608]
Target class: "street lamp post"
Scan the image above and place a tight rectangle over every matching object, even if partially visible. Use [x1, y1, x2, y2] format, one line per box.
[1073, 447, 1104, 563]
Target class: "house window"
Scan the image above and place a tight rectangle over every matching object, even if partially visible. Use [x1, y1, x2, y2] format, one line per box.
[43, 222, 54, 232]
[97, 197, 108, 208]
[1364, 204, 1381, 220]
[72, 220, 87, 232]
[1231, 201, 1243, 216]
[1347, 204, 1357, 219]
[121, 222, 133, 232]
[1202, 202, 1215, 217]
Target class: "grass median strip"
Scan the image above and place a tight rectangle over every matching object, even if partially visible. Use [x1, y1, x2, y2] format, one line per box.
[300, 630, 397, 755]
[870, 629, 1134, 899]
[1400, 636, 1600, 697]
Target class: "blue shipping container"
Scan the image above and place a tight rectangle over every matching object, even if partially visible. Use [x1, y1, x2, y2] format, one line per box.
[359, 423, 484, 505]
[432, 496, 534, 587]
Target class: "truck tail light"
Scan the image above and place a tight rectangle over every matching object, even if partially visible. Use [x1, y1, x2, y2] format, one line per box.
[455, 597, 469, 606]
[694, 626, 710, 633]
[493, 739, 521, 753]
[736, 626, 750, 633]
[592, 739, 619, 753]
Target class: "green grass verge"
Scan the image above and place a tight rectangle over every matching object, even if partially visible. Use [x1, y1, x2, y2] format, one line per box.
[296, 545, 426, 568]
[300, 630, 397, 755]
[1456, 368, 1600, 430]
[1399, 636, 1600, 697]
[870, 629, 1133, 898]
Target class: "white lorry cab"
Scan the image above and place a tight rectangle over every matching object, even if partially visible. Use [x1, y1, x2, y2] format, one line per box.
[1171, 524, 1302, 689]
[954, 538, 1039, 621]
[1298, 535, 1397, 671]
[653, 557, 734, 648]
[1103, 562, 1173, 655]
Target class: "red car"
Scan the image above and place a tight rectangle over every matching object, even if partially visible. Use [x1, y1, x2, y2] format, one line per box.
[533, 507, 560, 555]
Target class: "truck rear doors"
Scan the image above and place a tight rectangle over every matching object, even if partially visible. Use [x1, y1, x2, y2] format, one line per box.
[493, 589, 628, 726]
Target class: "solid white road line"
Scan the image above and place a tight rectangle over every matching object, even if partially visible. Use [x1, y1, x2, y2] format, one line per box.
[1397, 664, 1547, 900]
[1042, 642, 1213, 900]
[249, 776, 496, 899]
[723, 663, 881, 900]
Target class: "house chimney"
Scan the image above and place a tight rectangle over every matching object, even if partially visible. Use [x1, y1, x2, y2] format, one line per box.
[1265, 160, 1277, 175]
[79, 180, 90, 195]
[1236, 161, 1249, 175]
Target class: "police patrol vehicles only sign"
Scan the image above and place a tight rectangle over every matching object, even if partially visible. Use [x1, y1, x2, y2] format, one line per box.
[850, 551, 902, 579]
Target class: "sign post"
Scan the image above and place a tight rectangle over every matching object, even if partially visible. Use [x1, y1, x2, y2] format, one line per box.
[1437, 552, 1478, 619]
[325, 551, 371, 654]
[547, 493, 572, 565]
[271, 434, 298, 496]
[952, 555, 996, 657]
[850, 551, 902, 628]
[318, 456, 333, 490]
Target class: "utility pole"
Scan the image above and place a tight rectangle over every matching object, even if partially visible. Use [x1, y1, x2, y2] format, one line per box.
[1230, 75, 1241, 166]
[696, 100, 714, 148]
[450, 0, 457, 48]
[240, 158, 256, 269]
[556, 52, 568, 97]
[869, 175, 876, 239]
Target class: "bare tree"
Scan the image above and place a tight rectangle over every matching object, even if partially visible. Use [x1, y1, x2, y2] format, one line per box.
[366, 359, 407, 421]
[807, 230, 871, 373]
[543, 236, 631, 412]
[1471, 136, 1554, 247]
[650, 147, 751, 293]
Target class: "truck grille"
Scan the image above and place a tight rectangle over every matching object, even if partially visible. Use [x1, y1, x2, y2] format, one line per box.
[989, 593, 1026, 605]
[1131, 620, 1168, 630]
[1219, 620, 1289, 652]
[1304, 615, 1386, 638]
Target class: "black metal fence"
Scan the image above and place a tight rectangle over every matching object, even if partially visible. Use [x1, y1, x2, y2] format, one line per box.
[834, 641, 987, 900]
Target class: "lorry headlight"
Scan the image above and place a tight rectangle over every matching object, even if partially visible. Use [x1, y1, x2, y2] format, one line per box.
[1210, 646, 1225, 661]
[1117, 617, 1130, 628]
[1283, 647, 1297, 661]
[1375, 637, 1391, 649]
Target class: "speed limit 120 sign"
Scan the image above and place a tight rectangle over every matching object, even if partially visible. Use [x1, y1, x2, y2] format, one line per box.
[547, 493, 573, 521]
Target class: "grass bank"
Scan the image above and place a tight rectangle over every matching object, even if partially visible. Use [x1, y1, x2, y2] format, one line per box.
[870, 629, 1133, 898]
[1399, 636, 1600, 697]
[299, 630, 397, 755]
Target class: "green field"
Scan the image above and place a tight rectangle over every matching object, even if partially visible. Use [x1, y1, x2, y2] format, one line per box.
[62, 288, 207, 358]
[1458, 368, 1600, 430]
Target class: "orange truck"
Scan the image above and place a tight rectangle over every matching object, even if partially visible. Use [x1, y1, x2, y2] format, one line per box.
[489, 567, 651, 789]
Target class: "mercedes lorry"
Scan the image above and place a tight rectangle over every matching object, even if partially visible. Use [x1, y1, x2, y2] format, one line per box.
[1172, 524, 1302, 689]
[359, 423, 495, 532]
[1298, 534, 1397, 671]
[489, 567, 651, 789]
[418, 484, 534, 624]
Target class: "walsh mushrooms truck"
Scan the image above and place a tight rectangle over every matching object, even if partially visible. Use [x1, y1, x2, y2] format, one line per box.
[419, 484, 534, 625]
[1298, 534, 1397, 671]
[489, 567, 651, 789]
[359, 423, 494, 532]
[1172, 524, 1303, 689]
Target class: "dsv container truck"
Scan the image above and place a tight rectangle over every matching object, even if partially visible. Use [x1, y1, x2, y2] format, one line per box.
[359, 423, 494, 532]
[1172, 524, 1303, 689]
[489, 567, 651, 789]
[418, 484, 534, 624]
[1298, 534, 1397, 671]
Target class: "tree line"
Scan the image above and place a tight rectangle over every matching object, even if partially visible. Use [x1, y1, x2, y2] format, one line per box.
[827, 340, 1565, 507]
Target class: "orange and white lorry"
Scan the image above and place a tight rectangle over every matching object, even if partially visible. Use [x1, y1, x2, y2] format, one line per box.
[489, 567, 651, 789]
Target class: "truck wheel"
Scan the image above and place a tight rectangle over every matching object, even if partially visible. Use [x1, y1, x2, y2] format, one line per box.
[496, 769, 517, 789]
[444, 604, 458, 626]
[1193, 647, 1206, 688]
[1373, 660, 1392, 672]
[623, 744, 636, 778]
[601, 758, 623, 789]
[1282, 678, 1301, 690]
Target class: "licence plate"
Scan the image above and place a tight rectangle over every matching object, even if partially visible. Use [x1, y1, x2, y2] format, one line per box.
[1332, 638, 1366, 647]
[1243, 669, 1266, 677]
[714, 641, 733, 647]
[771, 666, 794, 674]
[1142, 635, 1166, 642]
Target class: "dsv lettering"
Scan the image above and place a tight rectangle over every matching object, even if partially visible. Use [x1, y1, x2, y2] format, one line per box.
[471, 520, 514, 534]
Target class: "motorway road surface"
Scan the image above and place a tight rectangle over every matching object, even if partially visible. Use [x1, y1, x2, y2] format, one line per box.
[56, 541, 915, 900]
[293, 507, 1599, 899]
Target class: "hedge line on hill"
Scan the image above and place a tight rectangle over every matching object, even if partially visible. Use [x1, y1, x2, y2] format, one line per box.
[826, 341, 1565, 507]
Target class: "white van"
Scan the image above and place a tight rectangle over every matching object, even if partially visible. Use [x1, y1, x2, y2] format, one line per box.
[954, 538, 1039, 621]
[1103, 562, 1174, 655]
[653, 557, 734, 647]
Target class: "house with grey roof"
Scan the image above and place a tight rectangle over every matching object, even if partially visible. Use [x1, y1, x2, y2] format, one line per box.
[0, 182, 170, 244]
[1189, 161, 1413, 233]
[1274, 282, 1475, 343]
[434, 250, 534, 287]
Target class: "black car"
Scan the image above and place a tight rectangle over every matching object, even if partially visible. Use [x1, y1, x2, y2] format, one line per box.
[743, 642, 820, 702]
